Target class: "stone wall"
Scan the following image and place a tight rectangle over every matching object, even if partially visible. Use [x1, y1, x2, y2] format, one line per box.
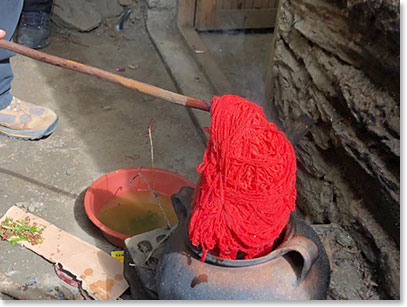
[268, 0, 399, 299]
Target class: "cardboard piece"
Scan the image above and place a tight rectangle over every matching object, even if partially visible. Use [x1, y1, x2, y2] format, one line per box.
[0, 206, 129, 300]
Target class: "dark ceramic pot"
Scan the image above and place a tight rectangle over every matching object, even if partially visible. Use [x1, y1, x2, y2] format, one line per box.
[157, 187, 331, 300]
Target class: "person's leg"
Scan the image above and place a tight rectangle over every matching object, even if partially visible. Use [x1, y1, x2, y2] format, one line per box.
[0, 0, 58, 140]
[17, 0, 53, 49]
[0, 0, 24, 110]
[23, 0, 53, 13]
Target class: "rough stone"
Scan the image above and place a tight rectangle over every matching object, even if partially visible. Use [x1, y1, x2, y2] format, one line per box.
[15, 202, 29, 210]
[268, 0, 399, 299]
[335, 232, 354, 248]
[52, 0, 101, 32]
[129, 10, 144, 23]
[312, 223, 380, 300]
[52, 0, 123, 32]
[119, 0, 134, 7]
[147, 0, 159, 9]
[28, 202, 44, 213]
[65, 168, 76, 176]
[14, 201, 44, 213]
[92, 0, 123, 18]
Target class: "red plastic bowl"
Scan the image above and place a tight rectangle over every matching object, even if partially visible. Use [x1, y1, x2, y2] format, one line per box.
[84, 167, 195, 248]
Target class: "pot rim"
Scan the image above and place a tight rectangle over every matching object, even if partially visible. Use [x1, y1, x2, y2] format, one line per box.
[185, 215, 296, 267]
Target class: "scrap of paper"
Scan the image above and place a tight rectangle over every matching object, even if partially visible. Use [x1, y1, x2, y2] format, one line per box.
[0, 206, 129, 300]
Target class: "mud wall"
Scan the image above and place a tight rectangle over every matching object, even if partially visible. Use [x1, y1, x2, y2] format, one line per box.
[267, 0, 399, 299]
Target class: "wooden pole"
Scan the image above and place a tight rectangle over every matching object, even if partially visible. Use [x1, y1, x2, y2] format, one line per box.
[0, 39, 210, 111]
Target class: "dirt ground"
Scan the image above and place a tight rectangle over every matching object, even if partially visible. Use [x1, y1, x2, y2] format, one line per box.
[0, 1, 382, 300]
[0, 6, 205, 299]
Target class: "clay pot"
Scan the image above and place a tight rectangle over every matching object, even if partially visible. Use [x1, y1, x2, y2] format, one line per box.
[157, 187, 331, 300]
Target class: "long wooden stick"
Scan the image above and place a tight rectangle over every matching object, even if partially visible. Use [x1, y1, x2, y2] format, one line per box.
[0, 39, 210, 111]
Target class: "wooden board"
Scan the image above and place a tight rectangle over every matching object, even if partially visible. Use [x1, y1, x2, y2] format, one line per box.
[177, 0, 233, 95]
[177, 26, 233, 95]
[0, 206, 129, 300]
[195, 0, 278, 30]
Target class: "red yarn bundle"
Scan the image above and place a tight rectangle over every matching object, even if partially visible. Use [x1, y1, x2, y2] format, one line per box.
[189, 95, 297, 261]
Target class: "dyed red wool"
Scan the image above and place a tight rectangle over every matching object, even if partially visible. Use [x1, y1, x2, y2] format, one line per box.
[189, 95, 297, 261]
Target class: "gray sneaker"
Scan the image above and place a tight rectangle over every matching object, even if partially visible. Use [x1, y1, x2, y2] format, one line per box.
[17, 11, 51, 49]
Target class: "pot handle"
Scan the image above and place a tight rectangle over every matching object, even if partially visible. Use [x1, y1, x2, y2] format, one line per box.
[170, 186, 194, 224]
[272, 235, 319, 287]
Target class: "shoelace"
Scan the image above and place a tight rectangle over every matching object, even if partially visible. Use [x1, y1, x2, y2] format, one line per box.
[7, 99, 21, 112]
[6, 98, 34, 118]
[21, 11, 47, 28]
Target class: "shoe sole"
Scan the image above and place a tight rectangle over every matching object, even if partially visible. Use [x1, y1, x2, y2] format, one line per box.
[16, 37, 50, 50]
[34, 37, 50, 50]
[0, 116, 58, 140]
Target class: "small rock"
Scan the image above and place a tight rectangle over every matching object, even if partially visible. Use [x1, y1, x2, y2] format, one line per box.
[28, 202, 44, 213]
[130, 10, 143, 22]
[47, 285, 75, 300]
[382, 138, 400, 157]
[335, 231, 354, 248]
[102, 106, 112, 110]
[15, 202, 29, 209]
[119, 0, 133, 6]
[5, 271, 17, 277]
[142, 97, 154, 102]
[127, 64, 139, 70]
[92, 0, 123, 18]
[65, 168, 76, 176]
[53, 0, 101, 32]
[147, 0, 159, 9]
[25, 277, 38, 288]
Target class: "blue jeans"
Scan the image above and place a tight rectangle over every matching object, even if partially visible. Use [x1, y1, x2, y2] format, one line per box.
[24, 0, 53, 13]
[0, 0, 24, 110]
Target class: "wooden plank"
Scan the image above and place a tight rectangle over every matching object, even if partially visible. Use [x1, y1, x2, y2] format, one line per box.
[230, 0, 238, 9]
[0, 206, 129, 300]
[195, 0, 217, 29]
[236, 0, 245, 9]
[244, 0, 254, 9]
[253, 0, 263, 8]
[195, 8, 278, 30]
[177, 0, 195, 27]
[177, 0, 232, 95]
[224, 0, 229, 9]
[193, 0, 277, 31]
[270, 0, 278, 8]
[264, 0, 270, 8]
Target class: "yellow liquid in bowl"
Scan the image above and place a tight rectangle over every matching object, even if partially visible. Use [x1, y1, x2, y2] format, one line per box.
[98, 191, 177, 236]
